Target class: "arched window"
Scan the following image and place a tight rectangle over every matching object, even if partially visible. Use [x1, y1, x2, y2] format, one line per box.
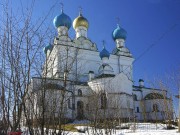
[101, 93, 107, 109]
[152, 104, 159, 112]
[133, 94, 137, 101]
[78, 89, 82, 96]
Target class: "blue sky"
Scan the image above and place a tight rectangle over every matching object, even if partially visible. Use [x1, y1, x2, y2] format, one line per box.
[4, 0, 180, 80]
[37, 0, 179, 85]
[2, 0, 180, 110]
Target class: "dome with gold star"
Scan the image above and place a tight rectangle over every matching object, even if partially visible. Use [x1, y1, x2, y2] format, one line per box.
[73, 13, 89, 29]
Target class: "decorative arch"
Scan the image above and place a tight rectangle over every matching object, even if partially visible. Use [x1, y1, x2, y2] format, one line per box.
[144, 93, 164, 100]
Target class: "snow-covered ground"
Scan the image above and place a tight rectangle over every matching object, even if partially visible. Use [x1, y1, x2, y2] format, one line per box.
[21, 122, 179, 135]
[72, 123, 179, 135]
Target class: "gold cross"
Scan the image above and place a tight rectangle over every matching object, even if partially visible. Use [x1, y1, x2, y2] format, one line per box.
[79, 6, 82, 15]
[102, 40, 106, 48]
[60, 2, 64, 12]
[116, 17, 120, 26]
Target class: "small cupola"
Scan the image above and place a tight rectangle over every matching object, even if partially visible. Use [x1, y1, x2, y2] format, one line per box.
[99, 47, 110, 60]
[139, 79, 144, 87]
[112, 21, 127, 49]
[99, 41, 110, 64]
[88, 71, 95, 81]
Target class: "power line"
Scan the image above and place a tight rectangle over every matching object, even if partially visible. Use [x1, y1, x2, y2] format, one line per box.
[134, 23, 178, 64]
[116, 22, 179, 82]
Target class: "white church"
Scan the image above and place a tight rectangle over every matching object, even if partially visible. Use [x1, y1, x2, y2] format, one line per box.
[28, 7, 173, 123]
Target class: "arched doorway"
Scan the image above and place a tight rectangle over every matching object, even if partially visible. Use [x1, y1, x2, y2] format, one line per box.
[77, 101, 84, 120]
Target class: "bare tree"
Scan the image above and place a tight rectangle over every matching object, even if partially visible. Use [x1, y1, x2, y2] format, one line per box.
[147, 76, 176, 129]
[86, 79, 128, 135]
[24, 40, 80, 135]
[170, 68, 180, 132]
[0, 0, 55, 134]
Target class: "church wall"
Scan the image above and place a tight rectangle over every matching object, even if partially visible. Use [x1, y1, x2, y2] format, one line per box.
[111, 73, 133, 94]
[133, 90, 142, 101]
[106, 55, 133, 76]
[135, 99, 173, 121]
[54, 44, 134, 77]
[48, 42, 134, 84]
[76, 49, 101, 81]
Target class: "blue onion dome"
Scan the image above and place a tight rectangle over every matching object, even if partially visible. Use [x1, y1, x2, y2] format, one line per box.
[73, 13, 89, 29]
[53, 10, 72, 29]
[99, 47, 110, 59]
[112, 24, 127, 41]
[43, 44, 53, 54]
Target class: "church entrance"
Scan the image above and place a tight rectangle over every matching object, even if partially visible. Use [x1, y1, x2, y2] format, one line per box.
[77, 101, 84, 120]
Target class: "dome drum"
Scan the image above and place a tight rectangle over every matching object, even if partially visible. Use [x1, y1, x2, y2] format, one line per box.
[75, 26, 88, 38]
[116, 39, 125, 48]
[57, 26, 68, 36]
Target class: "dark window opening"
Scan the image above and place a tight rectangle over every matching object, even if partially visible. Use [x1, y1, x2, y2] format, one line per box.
[153, 104, 159, 112]
[77, 101, 84, 120]
[137, 107, 139, 113]
[101, 93, 107, 109]
[78, 89, 82, 96]
[86, 104, 89, 111]
[68, 99, 71, 109]
[133, 94, 137, 101]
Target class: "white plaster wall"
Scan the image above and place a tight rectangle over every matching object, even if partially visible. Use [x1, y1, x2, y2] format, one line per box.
[133, 90, 142, 101]
[48, 37, 134, 83]
[111, 73, 133, 94]
[75, 26, 87, 38]
[88, 73, 133, 94]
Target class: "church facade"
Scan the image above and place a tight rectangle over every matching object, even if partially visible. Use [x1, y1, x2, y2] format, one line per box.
[28, 7, 173, 123]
